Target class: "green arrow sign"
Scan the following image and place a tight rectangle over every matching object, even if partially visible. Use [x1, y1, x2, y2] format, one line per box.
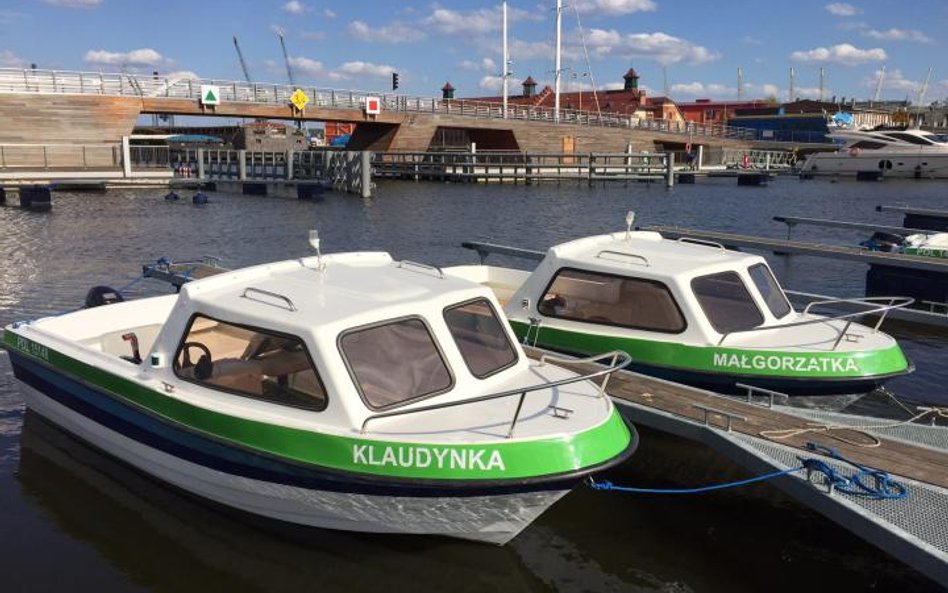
[200, 85, 220, 106]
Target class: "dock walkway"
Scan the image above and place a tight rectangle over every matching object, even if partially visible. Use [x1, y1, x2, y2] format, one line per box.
[530, 347, 948, 584]
[645, 225, 948, 273]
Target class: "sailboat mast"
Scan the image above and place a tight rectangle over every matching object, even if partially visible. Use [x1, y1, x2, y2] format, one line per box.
[502, 0, 508, 119]
[554, 0, 562, 123]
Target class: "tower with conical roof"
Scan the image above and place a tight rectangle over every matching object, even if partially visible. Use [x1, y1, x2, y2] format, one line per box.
[522, 76, 537, 97]
[623, 68, 639, 92]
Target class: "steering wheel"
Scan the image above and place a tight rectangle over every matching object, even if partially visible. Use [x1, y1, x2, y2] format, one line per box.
[180, 341, 211, 368]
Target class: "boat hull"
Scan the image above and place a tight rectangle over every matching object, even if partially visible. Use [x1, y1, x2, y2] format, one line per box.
[511, 322, 912, 397]
[8, 350, 623, 544]
[801, 153, 948, 179]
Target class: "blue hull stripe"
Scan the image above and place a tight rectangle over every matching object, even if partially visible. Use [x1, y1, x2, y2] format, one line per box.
[9, 352, 588, 497]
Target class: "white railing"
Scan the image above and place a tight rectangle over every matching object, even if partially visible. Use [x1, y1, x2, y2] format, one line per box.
[0, 68, 757, 140]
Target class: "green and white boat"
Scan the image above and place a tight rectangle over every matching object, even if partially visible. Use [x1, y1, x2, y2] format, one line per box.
[3, 248, 635, 544]
[446, 227, 913, 396]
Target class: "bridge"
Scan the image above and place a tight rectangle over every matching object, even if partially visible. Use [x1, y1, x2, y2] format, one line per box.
[0, 68, 764, 154]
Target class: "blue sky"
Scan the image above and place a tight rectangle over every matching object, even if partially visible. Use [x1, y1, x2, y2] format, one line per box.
[1, 0, 946, 104]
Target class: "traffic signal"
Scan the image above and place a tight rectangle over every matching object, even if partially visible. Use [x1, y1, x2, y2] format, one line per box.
[392, 72, 399, 91]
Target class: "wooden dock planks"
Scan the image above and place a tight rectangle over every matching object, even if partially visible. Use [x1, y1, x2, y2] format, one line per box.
[527, 347, 948, 490]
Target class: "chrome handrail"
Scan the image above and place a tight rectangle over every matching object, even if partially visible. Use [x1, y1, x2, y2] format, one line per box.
[240, 287, 297, 312]
[717, 296, 914, 349]
[360, 350, 631, 437]
[396, 259, 444, 279]
[596, 250, 650, 267]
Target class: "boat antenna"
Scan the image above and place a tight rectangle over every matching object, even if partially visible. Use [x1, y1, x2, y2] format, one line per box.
[308, 229, 325, 271]
[502, 0, 509, 119]
[553, 0, 562, 124]
[625, 211, 636, 240]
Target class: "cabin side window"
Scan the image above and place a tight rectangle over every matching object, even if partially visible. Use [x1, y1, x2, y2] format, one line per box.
[340, 317, 453, 410]
[691, 272, 764, 334]
[173, 315, 327, 411]
[748, 264, 792, 319]
[444, 298, 518, 379]
[538, 268, 686, 333]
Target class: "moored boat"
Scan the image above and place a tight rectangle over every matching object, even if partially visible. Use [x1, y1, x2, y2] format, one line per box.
[3, 248, 636, 544]
[801, 125, 948, 179]
[446, 227, 913, 396]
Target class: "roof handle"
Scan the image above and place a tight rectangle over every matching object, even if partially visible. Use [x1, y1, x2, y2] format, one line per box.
[676, 237, 726, 253]
[595, 250, 650, 267]
[240, 287, 297, 312]
[397, 260, 445, 279]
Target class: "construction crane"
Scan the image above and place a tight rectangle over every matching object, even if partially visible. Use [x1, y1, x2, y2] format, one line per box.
[233, 36, 252, 84]
[916, 67, 933, 106]
[872, 65, 886, 102]
[277, 30, 296, 87]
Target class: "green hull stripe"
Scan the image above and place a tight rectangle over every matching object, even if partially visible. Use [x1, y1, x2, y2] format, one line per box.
[511, 321, 909, 379]
[3, 330, 630, 481]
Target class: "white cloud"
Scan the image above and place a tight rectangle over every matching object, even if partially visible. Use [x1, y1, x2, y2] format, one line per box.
[574, 0, 656, 15]
[41, 0, 102, 7]
[84, 48, 166, 66]
[348, 20, 426, 43]
[585, 29, 720, 65]
[860, 68, 923, 95]
[863, 28, 932, 43]
[479, 75, 504, 91]
[670, 82, 733, 98]
[790, 43, 885, 65]
[424, 6, 536, 35]
[460, 58, 497, 72]
[324, 9, 336, 19]
[509, 39, 557, 61]
[336, 61, 395, 78]
[0, 50, 28, 68]
[282, 1, 306, 15]
[300, 30, 326, 41]
[287, 57, 328, 77]
[825, 3, 860, 16]
[164, 70, 200, 81]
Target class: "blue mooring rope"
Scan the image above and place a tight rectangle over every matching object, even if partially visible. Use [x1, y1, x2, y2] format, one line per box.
[588, 441, 907, 500]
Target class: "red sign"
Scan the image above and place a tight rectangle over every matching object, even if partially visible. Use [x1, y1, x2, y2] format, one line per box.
[365, 97, 381, 115]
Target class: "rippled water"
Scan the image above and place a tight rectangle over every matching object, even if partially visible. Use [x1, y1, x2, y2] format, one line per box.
[1, 179, 946, 592]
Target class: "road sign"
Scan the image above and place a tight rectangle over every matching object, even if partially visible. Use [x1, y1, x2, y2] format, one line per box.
[290, 88, 310, 111]
[365, 96, 380, 115]
[200, 85, 220, 106]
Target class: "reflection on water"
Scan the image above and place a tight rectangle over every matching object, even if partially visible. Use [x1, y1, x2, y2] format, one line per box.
[2, 180, 948, 592]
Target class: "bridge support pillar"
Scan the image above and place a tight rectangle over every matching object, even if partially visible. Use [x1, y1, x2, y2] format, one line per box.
[287, 150, 295, 180]
[238, 150, 247, 181]
[121, 136, 131, 178]
[360, 151, 372, 199]
[666, 153, 675, 188]
[197, 149, 205, 179]
[697, 145, 704, 171]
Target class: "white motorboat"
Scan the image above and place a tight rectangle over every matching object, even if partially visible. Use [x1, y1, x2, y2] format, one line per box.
[802, 125, 948, 179]
[3, 244, 636, 544]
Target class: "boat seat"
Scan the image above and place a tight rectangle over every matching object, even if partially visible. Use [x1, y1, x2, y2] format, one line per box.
[181, 357, 264, 396]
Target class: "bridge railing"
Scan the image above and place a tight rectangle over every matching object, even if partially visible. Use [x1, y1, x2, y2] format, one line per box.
[0, 68, 757, 140]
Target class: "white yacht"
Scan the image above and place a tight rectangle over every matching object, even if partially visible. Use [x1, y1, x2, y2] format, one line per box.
[802, 126, 948, 179]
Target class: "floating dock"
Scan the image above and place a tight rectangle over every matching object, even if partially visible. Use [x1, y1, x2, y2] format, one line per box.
[535, 346, 948, 585]
[644, 225, 948, 274]
[772, 216, 934, 239]
[876, 205, 948, 233]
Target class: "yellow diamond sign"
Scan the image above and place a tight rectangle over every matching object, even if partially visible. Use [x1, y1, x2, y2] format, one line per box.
[290, 89, 310, 111]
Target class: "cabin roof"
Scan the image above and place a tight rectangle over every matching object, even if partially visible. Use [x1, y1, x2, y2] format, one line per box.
[548, 231, 764, 278]
[180, 253, 487, 331]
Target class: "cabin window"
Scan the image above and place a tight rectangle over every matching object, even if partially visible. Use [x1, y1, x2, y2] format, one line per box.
[691, 272, 764, 334]
[173, 315, 327, 411]
[748, 264, 792, 319]
[886, 133, 933, 146]
[538, 268, 686, 333]
[340, 317, 453, 410]
[444, 299, 518, 378]
[849, 140, 887, 151]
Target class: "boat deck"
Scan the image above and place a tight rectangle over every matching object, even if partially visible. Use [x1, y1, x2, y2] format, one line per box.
[525, 346, 948, 584]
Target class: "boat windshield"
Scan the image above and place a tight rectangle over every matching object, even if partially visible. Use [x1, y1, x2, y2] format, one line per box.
[444, 298, 518, 378]
[538, 268, 686, 333]
[340, 317, 453, 410]
[691, 272, 764, 334]
[173, 315, 327, 411]
[748, 264, 792, 319]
